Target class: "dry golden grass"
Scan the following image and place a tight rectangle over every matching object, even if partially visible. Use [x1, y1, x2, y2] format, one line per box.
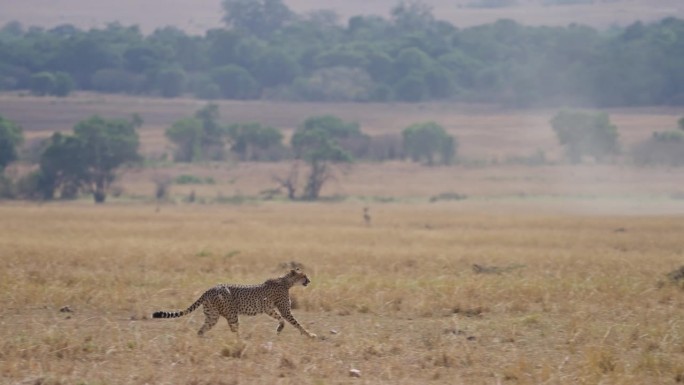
[2, 93, 684, 384]
[1, 202, 683, 384]
[117, 160, 684, 214]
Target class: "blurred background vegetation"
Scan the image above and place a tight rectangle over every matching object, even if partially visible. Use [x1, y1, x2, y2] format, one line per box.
[0, 0, 683, 107]
[2, 0, 684, 204]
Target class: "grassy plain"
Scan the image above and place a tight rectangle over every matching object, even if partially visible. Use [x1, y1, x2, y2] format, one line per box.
[1, 93, 684, 384]
[2, 0, 684, 381]
[1, 202, 684, 384]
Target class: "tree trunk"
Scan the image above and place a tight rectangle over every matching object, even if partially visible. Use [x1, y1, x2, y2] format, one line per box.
[304, 160, 327, 200]
[93, 190, 106, 203]
[93, 178, 107, 204]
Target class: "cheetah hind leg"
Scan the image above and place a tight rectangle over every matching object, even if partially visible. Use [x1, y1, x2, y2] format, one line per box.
[198, 306, 219, 337]
[227, 320, 239, 336]
[223, 308, 240, 337]
[265, 307, 286, 334]
[226, 318, 239, 337]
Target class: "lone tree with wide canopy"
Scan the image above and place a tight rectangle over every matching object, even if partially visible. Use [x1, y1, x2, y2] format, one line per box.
[39, 114, 141, 203]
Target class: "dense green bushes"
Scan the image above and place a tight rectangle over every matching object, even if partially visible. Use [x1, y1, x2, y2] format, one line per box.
[0, 115, 23, 171]
[1, 2, 683, 106]
[28, 71, 74, 96]
[631, 129, 684, 166]
[550, 110, 620, 163]
[39, 115, 142, 203]
[402, 122, 456, 165]
[3, 106, 684, 204]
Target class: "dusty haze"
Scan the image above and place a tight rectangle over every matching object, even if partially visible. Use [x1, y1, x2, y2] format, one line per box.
[2, 93, 683, 216]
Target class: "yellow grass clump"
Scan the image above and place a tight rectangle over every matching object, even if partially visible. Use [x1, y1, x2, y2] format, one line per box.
[1, 201, 683, 384]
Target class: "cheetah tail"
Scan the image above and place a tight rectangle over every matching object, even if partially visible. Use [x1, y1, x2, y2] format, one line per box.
[152, 296, 203, 319]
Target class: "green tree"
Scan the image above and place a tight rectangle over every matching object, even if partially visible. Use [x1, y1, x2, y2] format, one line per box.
[0, 115, 24, 172]
[391, 1, 435, 32]
[149, 26, 208, 71]
[29, 71, 75, 96]
[52, 32, 123, 88]
[222, 0, 294, 38]
[90, 69, 143, 93]
[156, 67, 186, 97]
[1, 21, 24, 36]
[165, 104, 229, 162]
[293, 67, 374, 102]
[291, 115, 361, 200]
[123, 44, 166, 73]
[402, 121, 456, 165]
[394, 73, 427, 102]
[253, 49, 300, 88]
[394, 47, 432, 79]
[424, 64, 454, 98]
[194, 104, 227, 159]
[314, 49, 367, 69]
[166, 117, 204, 162]
[52, 72, 75, 96]
[227, 122, 283, 161]
[29, 72, 56, 96]
[210, 65, 260, 99]
[550, 110, 620, 163]
[206, 29, 243, 67]
[75, 115, 141, 203]
[365, 51, 395, 83]
[39, 132, 87, 200]
[39, 115, 141, 203]
[190, 74, 221, 100]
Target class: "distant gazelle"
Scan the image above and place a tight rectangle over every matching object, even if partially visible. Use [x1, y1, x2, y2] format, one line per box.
[363, 206, 371, 226]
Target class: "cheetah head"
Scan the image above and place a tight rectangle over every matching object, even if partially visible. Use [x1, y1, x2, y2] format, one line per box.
[290, 268, 311, 287]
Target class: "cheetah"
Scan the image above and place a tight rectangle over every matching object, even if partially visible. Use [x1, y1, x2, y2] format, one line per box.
[153, 269, 317, 338]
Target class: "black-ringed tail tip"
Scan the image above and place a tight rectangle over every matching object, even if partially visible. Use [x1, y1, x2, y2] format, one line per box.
[152, 311, 183, 318]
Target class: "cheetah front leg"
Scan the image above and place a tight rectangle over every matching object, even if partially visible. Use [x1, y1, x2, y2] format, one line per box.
[265, 307, 286, 334]
[275, 301, 317, 339]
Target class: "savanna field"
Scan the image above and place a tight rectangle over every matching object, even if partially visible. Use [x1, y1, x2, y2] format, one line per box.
[1, 93, 684, 384]
[3, 0, 684, 382]
[1, 199, 683, 385]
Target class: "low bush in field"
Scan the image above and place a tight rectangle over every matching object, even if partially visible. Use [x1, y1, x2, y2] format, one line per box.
[174, 174, 216, 185]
